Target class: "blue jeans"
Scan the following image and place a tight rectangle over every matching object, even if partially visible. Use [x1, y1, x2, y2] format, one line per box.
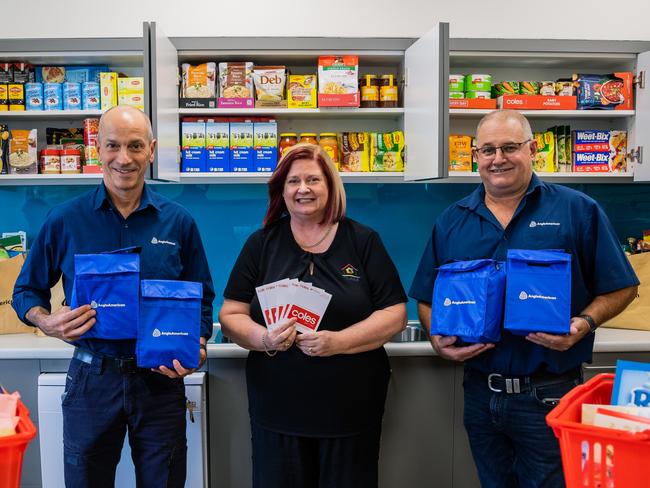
[463, 368, 581, 488]
[62, 357, 187, 488]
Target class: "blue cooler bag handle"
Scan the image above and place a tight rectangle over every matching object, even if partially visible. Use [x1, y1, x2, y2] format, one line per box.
[504, 249, 572, 335]
[137, 280, 203, 369]
[431, 259, 505, 344]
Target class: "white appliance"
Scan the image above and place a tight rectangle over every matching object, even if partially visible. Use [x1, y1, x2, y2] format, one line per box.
[38, 372, 208, 488]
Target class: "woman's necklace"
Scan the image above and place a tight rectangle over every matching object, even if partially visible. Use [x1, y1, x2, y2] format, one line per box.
[294, 224, 333, 249]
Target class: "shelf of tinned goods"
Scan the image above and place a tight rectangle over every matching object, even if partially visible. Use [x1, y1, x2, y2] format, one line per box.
[0, 110, 104, 119]
[446, 171, 635, 184]
[450, 109, 635, 118]
[0, 174, 103, 186]
[178, 107, 405, 119]
[176, 172, 406, 184]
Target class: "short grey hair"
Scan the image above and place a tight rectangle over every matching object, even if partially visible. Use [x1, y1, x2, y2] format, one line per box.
[476, 110, 533, 141]
[98, 105, 154, 143]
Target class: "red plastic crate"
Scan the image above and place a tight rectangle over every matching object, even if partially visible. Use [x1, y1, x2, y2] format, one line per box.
[0, 400, 37, 488]
[546, 374, 650, 488]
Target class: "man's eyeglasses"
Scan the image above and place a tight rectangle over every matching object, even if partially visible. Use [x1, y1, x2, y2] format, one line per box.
[474, 140, 532, 159]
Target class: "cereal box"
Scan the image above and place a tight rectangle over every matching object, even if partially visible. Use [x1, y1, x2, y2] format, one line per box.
[205, 120, 229, 172]
[448, 135, 472, 171]
[370, 131, 405, 172]
[229, 122, 254, 172]
[181, 121, 206, 172]
[100, 72, 117, 111]
[318, 56, 359, 107]
[572, 130, 610, 173]
[253, 121, 278, 172]
[287, 74, 317, 109]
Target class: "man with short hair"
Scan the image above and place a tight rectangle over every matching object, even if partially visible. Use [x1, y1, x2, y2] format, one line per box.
[13, 106, 215, 487]
[410, 110, 638, 487]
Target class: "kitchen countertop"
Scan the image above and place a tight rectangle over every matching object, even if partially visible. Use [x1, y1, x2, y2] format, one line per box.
[1, 327, 650, 360]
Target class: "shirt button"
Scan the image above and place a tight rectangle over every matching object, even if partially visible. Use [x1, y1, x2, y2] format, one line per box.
[503, 235, 507, 240]
[124, 224, 128, 229]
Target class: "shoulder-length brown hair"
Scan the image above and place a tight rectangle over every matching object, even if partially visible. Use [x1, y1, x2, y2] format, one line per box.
[263, 143, 346, 227]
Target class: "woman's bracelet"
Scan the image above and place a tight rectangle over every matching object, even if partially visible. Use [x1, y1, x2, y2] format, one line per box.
[261, 331, 277, 357]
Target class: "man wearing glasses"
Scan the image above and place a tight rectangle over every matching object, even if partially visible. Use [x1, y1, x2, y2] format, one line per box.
[410, 110, 638, 487]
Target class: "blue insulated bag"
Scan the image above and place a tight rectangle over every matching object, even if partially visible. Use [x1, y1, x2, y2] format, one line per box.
[431, 259, 506, 343]
[136, 280, 202, 369]
[504, 249, 572, 335]
[71, 251, 140, 339]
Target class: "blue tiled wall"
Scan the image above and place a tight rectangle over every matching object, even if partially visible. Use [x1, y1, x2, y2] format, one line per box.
[2, 182, 649, 319]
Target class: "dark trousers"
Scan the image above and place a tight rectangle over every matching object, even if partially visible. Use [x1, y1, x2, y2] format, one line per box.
[62, 357, 187, 488]
[463, 368, 582, 488]
[251, 422, 382, 488]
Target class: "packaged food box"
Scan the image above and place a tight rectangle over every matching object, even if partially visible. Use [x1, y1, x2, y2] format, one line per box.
[118, 93, 145, 111]
[0, 125, 7, 173]
[218, 62, 254, 108]
[117, 77, 145, 94]
[465, 91, 491, 99]
[448, 135, 472, 171]
[100, 72, 117, 111]
[25, 83, 43, 111]
[206, 120, 230, 172]
[449, 92, 465, 99]
[533, 131, 555, 172]
[181, 121, 206, 173]
[253, 121, 278, 172]
[8, 129, 37, 174]
[498, 94, 576, 110]
[338, 132, 369, 172]
[539, 81, 555, 96]
[448, 98, 497, 110]
[318, 56, 359, 107]
[62, 66, 108, 84]
[0, 84, 7, 110]
[449, 74, 465, 92]
[43, 83, 63, 111]
[287, 75, 317, 108]
[8, 83, 24, 111]
[609, 130, 628, 172]
[229, 122, 253, 172]
[39, 66, 66, 83]
[253, 66, 287, 107]
[572, 130, 610, 173]
[82, 82, 101, 110]
[370, 131, 404, 172]
[62, 82, 82, 110]
[555, 80, 573, 97]
[573, 73, 632, 110]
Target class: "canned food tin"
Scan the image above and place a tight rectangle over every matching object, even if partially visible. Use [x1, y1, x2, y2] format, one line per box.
[60, 148, 81, 173]
[63, 82, 82, 110]
[465, 74, 492, 92]
[465, 91, 491, 99]
[539, 81, 555, 96]
[44, 83, 63, 110]
[449, 92, 465, 99]
[83, 118, 99, 146]
[25, 82, 43, 110]
[449, 74, 465, 92]
[40, 148, 60, 174]
[555, 81, 573, 96]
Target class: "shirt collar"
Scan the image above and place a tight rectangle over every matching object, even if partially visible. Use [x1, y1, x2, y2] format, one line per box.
[93, 182, 161, 213]
[458, 172, 543, 211]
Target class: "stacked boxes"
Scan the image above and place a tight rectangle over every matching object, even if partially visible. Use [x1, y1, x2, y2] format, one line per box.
[117, 77, 145, 111]
[572, 130, 628, 173]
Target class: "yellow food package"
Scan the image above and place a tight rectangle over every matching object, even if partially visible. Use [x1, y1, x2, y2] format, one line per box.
[533, 131, 555, 172]
[339, 132, 369, 172]
[370, 131, 405, 172]
[287, 74, 317, 109]
[100, 72, 117, 111]
[449, 135, 472, 171]
[9, 129, 37, 174]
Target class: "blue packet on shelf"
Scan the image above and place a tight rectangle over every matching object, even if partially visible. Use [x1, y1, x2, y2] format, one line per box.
[431, 259, 506, 343]
[136, 280, 202, 369]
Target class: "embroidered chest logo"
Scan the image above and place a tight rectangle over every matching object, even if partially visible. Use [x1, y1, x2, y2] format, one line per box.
[340, 264, 361, 281]
[151, 237, 177, 246]
[529, 220, 561, 228]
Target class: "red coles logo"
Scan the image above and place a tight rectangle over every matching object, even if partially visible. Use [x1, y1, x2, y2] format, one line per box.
[289, 305, 319, 329]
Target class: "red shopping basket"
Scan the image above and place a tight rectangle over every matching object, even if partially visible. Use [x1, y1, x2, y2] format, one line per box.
[546, 373, 650, 488]
[0, 399, 37, 488]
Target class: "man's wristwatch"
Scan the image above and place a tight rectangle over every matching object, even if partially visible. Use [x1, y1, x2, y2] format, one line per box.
[577, 314, 598, 334]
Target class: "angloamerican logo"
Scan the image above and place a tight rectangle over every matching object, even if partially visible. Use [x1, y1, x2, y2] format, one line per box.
[529, 220, 561, 228]
[152, 328, 189, 337]
[151, 237, 177, 246]
[443, 297, 476, 307]
[90, 300, 126, 309]
[518, 291, 557, 301]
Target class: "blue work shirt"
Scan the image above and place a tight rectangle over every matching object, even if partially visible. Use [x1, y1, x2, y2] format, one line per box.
[12, 183, 215, 358]
[409, 174, 638, 375]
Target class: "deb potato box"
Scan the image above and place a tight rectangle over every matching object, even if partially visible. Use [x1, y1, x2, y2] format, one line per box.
[253, 121, 278, 172]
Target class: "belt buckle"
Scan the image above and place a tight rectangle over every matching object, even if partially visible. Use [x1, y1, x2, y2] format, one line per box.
[116, 357, 137, 374]
[487, 373, 522, 394]
[487, 373, 503, 393]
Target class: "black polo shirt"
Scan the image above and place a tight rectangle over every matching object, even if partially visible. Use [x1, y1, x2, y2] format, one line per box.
[224, 216, 406, 436]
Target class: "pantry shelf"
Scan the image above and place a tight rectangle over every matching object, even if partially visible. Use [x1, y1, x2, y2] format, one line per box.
[0, 174, 103, 186]
[445, 171, 635, 184]
[450, 109, 635, 118]
[0, 110, 104, 119]
[178, 108, 405, 119]
[175, 172, 406, 184]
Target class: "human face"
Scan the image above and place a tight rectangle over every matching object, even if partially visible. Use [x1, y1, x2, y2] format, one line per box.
[283, 158, 329, 222]
[99, 109, 156, 198]
[475, 117, 537, 198]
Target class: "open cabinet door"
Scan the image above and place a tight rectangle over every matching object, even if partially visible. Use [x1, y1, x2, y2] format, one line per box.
[149, 22, 180, 181]
[404, 22, 449, 181]
[634, 50, 650, 182]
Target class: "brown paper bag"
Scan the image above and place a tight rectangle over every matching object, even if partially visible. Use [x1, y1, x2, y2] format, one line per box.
[601, 252, 650, 331]
[0, 254, 35, 335]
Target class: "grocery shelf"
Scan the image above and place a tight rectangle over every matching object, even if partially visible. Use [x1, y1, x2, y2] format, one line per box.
[445, 171, 635, 184]
[0, 110, 104, 119]
[178, 107, 405, 119]
[175, 171, 406, 184]
[450, 109, 635, 118]
[0, 174, 103, 186]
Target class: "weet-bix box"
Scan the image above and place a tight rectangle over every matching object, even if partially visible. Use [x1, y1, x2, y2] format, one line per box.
[182, 121, 206, 172]
[253, 121, 278, 172]
[230, 122, 253, 172]
[206, 120, 230, 172]
[572, 130, 610, 173]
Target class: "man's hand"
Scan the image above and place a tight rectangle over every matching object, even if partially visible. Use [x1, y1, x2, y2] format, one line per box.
[296, 330, 341, 357]
[431, 335, 494, 362]
[525, 316, 591, 351]
[27, 305, 96, 342]
[154, 339, 208, 379]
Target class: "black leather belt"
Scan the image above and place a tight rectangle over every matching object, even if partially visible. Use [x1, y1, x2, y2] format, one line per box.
[470, 367, 581, 394]
[73, 348, 147, 374]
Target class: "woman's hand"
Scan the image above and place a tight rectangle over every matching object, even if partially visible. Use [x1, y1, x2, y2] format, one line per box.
[265, 318, 298, 352]
[295, 330, 341, 357]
